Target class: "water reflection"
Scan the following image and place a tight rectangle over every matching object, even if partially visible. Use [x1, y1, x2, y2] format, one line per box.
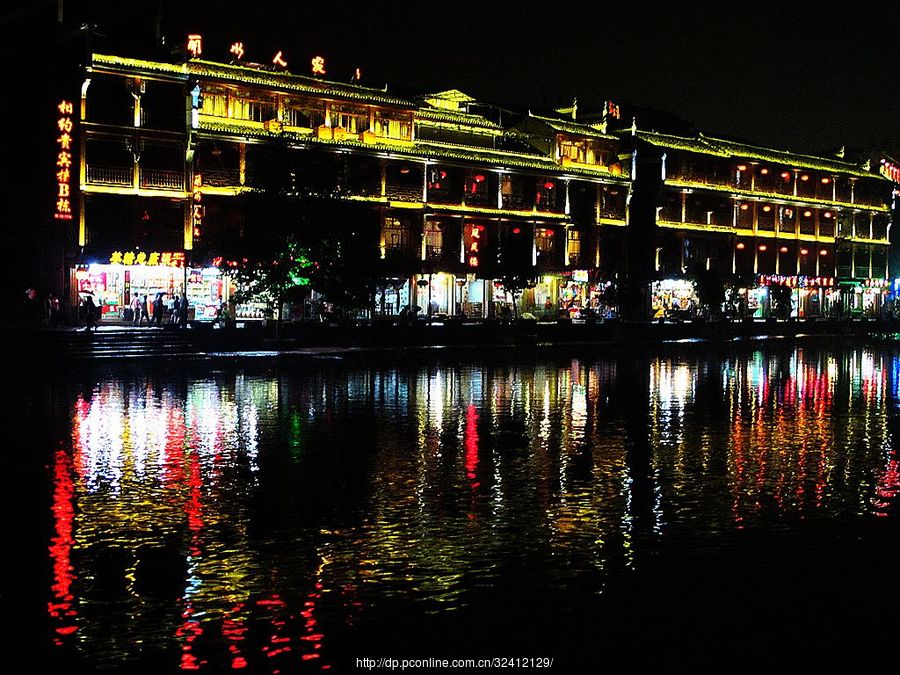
[43, 347, 900, 669]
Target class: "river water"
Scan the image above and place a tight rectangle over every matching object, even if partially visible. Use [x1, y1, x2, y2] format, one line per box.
[11, 343, 900, 671]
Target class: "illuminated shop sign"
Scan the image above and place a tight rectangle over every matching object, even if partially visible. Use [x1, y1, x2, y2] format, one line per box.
[187, 34, 202, 57]
[864, 278, 889, 288]
[272, 51, 288, 68]
[108, 251, 186, 267]
[311, 56, 326, 75]
[192, 174, 203, 237]
[229, 42, 245, 60]
[463, 223, 485, 268]
[880, 158, 900, 184]
[54, 100, 74, 221]
[756, 275, 834, 288]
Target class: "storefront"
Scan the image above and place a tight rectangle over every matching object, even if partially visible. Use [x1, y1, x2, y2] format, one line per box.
[414, 272, 455, 317]
[73, 251, 227, 323]
[755, 275, 835, 319]
[374, 279, 412, 318]
[457, 276, 487, 319]
[651, 279, 698, 319]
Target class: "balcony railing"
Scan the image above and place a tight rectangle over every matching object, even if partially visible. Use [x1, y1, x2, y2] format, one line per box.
[201, 169, 240, 187]
[86, 165, 132, 186]
[502, 195, 529, 210]
[385, 184, 422, 202]
[140, 169, 184, 190]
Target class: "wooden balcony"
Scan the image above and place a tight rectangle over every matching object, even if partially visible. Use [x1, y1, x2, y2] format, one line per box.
[201, 169, 240, 187]
[385, 184, 422, 202]
[86, 165, 132, 186]
[139, 169, 184, 191]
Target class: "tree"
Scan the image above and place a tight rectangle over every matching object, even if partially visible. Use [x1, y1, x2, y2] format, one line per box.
[693, 268, 726, 320]
[212, 140, 380, 327]
[496, 273, 536, 320]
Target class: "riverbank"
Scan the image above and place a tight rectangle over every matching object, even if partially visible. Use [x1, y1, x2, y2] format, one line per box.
[13, 316, 900, 365]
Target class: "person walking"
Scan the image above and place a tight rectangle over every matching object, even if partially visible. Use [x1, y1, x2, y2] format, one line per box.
[138, 294, 149, 327]
[170, 295, 181, 324]
[152, 293, 164, 327]
[83, 294, 97, 331]
[131, 294, 141, 326]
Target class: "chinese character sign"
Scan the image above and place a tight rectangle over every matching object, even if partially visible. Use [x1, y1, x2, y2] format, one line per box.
[54, 100, 75, 221]
[311, 56, 326, 75]
[192, 174, 203, 238]
[109, 251, 185, 267]
[187, 34, 202, 57]
[463, 223, 486, 268]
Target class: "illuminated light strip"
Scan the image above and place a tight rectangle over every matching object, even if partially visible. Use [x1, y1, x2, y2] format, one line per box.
[108, 251, 185, 267]
[658, 220, 735, 233]
[733, 228, 836, 243]
[665, 180, 890, 213]
[432, 203, 569, 219]
[54, 100, 75, 221]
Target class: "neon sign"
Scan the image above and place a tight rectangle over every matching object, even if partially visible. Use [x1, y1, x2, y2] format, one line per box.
[109, 251, 185, 267]
[464, 223, 485, 268]
[880, 158, 900, 184]
[187, 34, 202, 57]
[311, 55, 326, 75]
[54, 100, 74, 221]
[229, 42, 245, 60]
[192, 174, 203, 238]
[272, 51, 287, 68]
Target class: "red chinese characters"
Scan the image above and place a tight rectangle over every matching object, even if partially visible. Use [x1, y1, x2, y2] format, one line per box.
[54, 100, 74, 220]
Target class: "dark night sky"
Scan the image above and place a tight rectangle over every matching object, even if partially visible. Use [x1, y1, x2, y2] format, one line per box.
[82, 0, 899, 156]
[3, 1, 898, 154]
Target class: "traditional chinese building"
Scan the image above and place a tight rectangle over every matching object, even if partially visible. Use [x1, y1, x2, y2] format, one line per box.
[626, 132, 894, 318]
[49, 37, 894, 322]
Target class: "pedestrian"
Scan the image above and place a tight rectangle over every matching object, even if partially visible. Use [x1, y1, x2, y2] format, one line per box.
[153, 293, 164, 327]
[179, 297, 189, 327]
[83, 294, 97, 331]
[171, 295, 181, 324]
[139, 294, 149, 327]
[131, 294, 141, 326]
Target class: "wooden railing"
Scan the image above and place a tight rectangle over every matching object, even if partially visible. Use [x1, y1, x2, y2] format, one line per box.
[140, 169, 184, 190]
[86, 165, 132, 186]
[201, 169, 240, 187]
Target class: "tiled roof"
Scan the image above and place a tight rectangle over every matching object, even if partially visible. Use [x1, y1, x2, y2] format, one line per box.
[637, 131, 885, 179]
[92, 54, 415, 107]
[416, 108, 502, 130]
[197, 119, 630, 180]
[530, 114, 617, 140]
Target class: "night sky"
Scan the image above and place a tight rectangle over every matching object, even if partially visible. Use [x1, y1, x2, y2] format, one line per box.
[66, 0, 900, 156]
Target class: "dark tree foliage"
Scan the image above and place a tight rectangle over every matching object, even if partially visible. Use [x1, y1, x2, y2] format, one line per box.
[213, 140, 380, 320]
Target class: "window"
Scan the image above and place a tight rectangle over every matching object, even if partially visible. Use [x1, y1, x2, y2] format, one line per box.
[200, 88, 228, 118]
[232, 96, 275, 122]
[464, 172, 490, 204]
[330, 104, 369, 133]
[284, 101, 325, 128]
[536, 178, 557, 211]
[535, 228, 555, 253]
[373, 111, 412, 140]
[424, 222, 443, 259]
[778, 206, 796, 234]
[567, 229, 581, 265]
[501, 174, 526, 209]
[382, 217, 411, 255]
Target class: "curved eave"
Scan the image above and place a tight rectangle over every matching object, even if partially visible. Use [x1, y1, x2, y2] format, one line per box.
[196, 120, 631, 181]
[666, 179, 890, 213]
